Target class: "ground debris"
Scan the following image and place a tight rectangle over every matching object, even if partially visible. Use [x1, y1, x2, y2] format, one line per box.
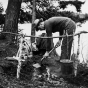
[0, 46, 88, 88]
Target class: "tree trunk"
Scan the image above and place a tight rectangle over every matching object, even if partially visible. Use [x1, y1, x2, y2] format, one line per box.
[3, 0, 22, 44]
[31, 0, 36, 43]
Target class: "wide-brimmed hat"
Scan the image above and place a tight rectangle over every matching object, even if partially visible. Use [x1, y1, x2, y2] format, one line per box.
[34, 18, 43, 30]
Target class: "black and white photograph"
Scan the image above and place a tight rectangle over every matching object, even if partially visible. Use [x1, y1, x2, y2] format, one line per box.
[0, 0, 88, 88]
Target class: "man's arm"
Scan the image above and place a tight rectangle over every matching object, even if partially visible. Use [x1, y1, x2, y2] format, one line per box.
[43, 30, 52, 57]
[42, 23, 52, 57]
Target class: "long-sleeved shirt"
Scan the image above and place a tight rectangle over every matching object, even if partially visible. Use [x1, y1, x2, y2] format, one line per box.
[44, 17, 76, 51]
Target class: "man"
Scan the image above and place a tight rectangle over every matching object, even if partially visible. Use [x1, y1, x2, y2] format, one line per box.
[34, 17, 76, 59]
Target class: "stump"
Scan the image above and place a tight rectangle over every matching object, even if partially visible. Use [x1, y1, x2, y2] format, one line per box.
[60, 59, 74, 75]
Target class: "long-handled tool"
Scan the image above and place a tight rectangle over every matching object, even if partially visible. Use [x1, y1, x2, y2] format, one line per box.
[41, 41, 60, 61]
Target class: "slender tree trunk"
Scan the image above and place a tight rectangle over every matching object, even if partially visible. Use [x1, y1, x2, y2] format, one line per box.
[31, 0, 36, 43]
[3, 0, 22, 44]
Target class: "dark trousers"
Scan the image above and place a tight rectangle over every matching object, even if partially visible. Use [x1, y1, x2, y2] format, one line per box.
[60, 20, 76, 59]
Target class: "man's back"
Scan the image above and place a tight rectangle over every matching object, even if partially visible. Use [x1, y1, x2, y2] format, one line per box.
[44, 17, 71, 33]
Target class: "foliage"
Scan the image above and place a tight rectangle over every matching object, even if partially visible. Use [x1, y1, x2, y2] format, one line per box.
[0, 0, 87, 24]
[36, 9, 88, 23]
[0, 2, 4, 13]
[0, 0, 86, 24]
[59, 1, 85, 12]
[19, 9, 32, 23]
[19, 0, 87, 24]
[22, 0, 85, 12]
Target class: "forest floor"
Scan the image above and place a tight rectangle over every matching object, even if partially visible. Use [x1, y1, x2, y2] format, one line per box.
[0, 44, 88, 88]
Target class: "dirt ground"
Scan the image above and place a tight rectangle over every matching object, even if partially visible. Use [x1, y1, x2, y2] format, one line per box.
[0, 44, 88, 88]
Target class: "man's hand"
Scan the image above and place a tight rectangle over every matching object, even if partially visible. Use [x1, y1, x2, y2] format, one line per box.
[43, 51, 49, 58]
[55, 40, 61, 48]
[41, 51, 49, 61]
